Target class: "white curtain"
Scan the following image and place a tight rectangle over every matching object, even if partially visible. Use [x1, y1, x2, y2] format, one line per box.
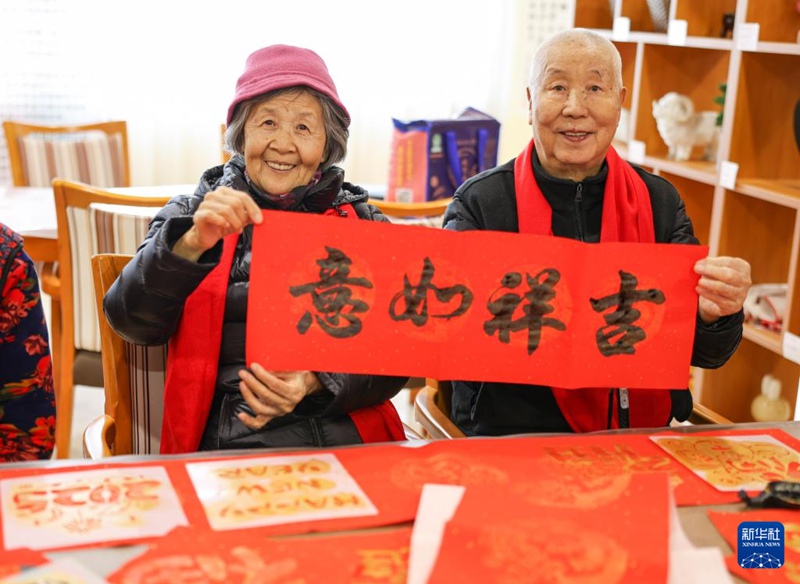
[1, 0, 575, 188]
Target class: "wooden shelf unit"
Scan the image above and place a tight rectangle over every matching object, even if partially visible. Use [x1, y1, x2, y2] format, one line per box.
[574, 0, 800, 422]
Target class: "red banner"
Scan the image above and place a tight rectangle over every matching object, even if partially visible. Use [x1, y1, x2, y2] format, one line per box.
[247, 211, 706, 388]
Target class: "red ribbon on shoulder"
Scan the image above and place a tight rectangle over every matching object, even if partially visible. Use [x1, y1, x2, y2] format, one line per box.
[161, 204, 404, 454]
[514, 140, 673, 432]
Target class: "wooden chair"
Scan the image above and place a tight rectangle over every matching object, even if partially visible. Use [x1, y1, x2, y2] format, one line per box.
[413, 380, 466, 439]
[371, 198, 452, 228]
[52, 180, 170, 458]
[3, 120, 130, 187]
[221, 123, 231, 164]
[688, 401, 732, 425]
[85, 253, 168, 458]
[4, 121, 132, 419]
[371, 199, 451, 402]
[414, 380, 732, 440]
[85, 252, 422, 458]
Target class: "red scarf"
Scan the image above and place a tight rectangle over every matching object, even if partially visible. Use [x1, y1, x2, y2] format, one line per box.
[161, 204, 405, 454]
[514, 139, 673, 432]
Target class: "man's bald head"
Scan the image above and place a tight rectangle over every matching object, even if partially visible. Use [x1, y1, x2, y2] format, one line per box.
[529, 28, 623, 94]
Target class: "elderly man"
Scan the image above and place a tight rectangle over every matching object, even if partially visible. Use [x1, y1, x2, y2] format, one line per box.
[443, 28, 751, 436]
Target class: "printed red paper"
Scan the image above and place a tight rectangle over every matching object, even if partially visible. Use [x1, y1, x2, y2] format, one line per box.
[3, 557, 108, 583]
[0, 466, 188, 551]
[185, 452, 378, 531]
[248, 211, 705, 388]
[651, 433, 800, 492]
[109, 525, 411, 584]
[427, 472, 671, 583]
[0, 547, 47, 581]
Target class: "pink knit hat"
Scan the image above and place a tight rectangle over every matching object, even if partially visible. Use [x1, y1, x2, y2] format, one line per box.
[226, 44, 350, 126]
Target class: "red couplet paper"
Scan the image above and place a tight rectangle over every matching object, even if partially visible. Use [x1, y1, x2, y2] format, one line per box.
[247, 211, 707, 388]
[247, 211, 706, 389]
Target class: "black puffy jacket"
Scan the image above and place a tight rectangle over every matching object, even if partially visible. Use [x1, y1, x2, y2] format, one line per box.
[443, 155, 744, 436]
[104, 157, 408, 451]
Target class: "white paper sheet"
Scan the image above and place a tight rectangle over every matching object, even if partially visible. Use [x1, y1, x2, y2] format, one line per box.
[407, 483, 465, 584]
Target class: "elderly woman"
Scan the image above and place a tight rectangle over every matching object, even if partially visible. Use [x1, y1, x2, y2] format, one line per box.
[104, 45, 407, 454]
[0, 223, 55, 460]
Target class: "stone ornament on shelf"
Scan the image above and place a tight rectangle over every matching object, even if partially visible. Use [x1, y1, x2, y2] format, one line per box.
[652, 92, 719, 162]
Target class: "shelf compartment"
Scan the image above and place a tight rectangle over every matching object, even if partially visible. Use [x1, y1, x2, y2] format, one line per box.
[614, 41, 638, 110]
[659, 172, 715, 245]
[637, 44, 729, 162]
[717, 191, 795, 286]
[674, 0, 737, 39]
[736, 179, 800, 209]
[700, 337, 799, 422]
[641, 157, 717, 186]
[744, 0, 800, 44]
[729, 51, 800, 181]
[785, 218, 800, 337]
[743, 323, 783, 354]
[620, 0, 669, 33]
[574, 0, 615, 30]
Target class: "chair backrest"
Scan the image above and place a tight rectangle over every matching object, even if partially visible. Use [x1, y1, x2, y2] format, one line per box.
[91, 253, 166, 455]
[51, 179, 170, 458]
[3, 120, 130, 187]
[687, 401, 733, 425]
[371, 198, 451, 228]
[415, 379, 731, 439]
[221, 123, 231, 164]
[413, 379, 466, 439]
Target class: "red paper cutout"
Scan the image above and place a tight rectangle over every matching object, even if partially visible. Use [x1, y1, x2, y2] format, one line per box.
[0, 547, 47, 580]
[247, 211, 706, 388]
[109, 525, 411, 583]
[428, 472, 671, 583]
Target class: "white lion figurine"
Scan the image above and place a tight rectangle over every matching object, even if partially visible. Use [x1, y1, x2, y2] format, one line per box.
[652, 92, 719, 162]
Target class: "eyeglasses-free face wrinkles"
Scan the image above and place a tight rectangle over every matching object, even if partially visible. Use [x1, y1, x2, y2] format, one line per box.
[528, 40, 626, 182]
[243, 89, 327, 196]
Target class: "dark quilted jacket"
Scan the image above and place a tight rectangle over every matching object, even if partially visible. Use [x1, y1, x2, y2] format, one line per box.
[443, 155, 744, 436]
[104, 157, 407, 451]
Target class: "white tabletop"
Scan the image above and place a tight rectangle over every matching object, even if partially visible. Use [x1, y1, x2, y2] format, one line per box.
[0, 184, 196, 240]
[0, 187, 57, 238]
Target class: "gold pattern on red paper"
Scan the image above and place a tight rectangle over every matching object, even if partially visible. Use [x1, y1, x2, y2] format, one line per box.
[10, 475, 162, 533]
[511, 473, 632, 509]
[352, 547, 409, 583]
[476, 519, 628, 584]
[389, 454, 509, 490]
[654, 436, 800, 489]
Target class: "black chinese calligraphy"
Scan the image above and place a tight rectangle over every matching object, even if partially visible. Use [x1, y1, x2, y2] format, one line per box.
[590, 270, 665, 356]
[484, 269, 566, 355]
[289, 246, 373, 339]
[388, 257, 473, 326]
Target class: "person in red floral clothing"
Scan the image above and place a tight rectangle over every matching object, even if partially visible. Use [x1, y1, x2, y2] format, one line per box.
[0, 222, 55, 460]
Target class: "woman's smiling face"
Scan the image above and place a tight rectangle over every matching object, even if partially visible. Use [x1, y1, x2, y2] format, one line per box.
[243, 89, 327, 195]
